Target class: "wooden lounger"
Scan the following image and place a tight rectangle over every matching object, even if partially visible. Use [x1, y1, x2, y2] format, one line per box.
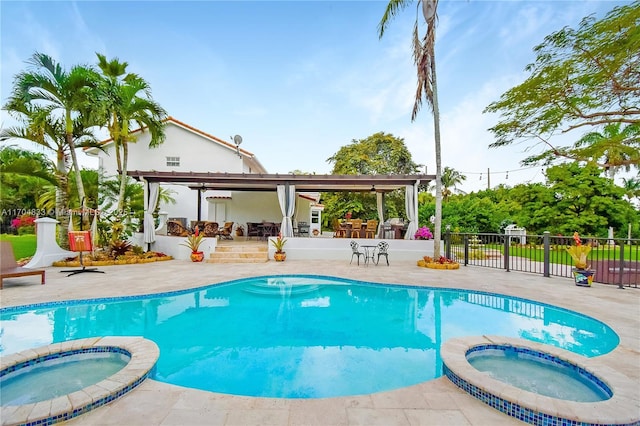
[1, 241, 46, 289]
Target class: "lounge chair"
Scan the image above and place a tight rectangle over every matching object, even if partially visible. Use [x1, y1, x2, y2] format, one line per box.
[1, 241, 45, 288]
[202, 221, 219, 237]
[350, 240, 364, 265]
[217, 222, 234, 240]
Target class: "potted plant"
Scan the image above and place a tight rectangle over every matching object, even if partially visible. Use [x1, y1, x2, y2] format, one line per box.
[566, 232, 594, 286]
[235, 224, 245, 237]
[271, 233, 287, 261]
[180, 226, 205, 262]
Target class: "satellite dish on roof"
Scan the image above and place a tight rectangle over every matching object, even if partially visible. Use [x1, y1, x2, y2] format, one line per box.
[233, 135, 243, 146]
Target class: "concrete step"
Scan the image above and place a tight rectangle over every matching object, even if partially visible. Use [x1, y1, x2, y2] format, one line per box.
[207, 244, 269, 263]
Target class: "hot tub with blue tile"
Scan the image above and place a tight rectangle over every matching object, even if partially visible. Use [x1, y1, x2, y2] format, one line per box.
[0, 337, 159, 426]
[441, 336, 639, 426]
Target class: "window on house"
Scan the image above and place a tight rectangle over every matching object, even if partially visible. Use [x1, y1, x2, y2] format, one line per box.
[166, 156, 180, 167]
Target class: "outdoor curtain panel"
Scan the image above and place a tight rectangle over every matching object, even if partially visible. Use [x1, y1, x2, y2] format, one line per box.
[277, 184, 295, 237]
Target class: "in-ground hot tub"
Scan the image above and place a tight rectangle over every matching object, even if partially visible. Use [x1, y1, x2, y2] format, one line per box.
[0, 337, 159, 426]
[441, 336, 639, 426]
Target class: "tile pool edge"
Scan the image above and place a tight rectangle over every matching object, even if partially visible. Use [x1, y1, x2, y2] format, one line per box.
[0, 336, 160, 426]
[441, 335, 639, 426]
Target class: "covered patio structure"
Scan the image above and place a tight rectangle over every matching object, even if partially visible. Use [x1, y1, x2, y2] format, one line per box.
[128, 171, 435, 261]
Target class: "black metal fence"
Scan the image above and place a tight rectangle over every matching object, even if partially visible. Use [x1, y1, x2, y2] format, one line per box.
[444, 232, 639, 288]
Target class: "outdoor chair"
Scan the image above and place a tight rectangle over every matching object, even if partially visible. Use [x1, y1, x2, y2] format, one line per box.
[167, 220, 189, 236]
[0, 241, 46, 289]
[364, 220, 378, 238]
[376, 241, 390, 266]
[350, 219, 363, 238]
[202, 222, 219, 237]
[217, 222, 234, 240]
[350, 240, 364, 265]
[246, 222, 261, 240]
[332, 219, 346, 238]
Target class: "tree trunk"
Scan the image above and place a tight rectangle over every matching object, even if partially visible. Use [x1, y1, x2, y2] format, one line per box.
[66, 129, 86, 209]
[55, 153, 70, 249]
[117, 141, 128, 211]
[431, 56, 443, 259]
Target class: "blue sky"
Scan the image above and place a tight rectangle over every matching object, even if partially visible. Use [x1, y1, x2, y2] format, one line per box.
[1, 0, 629, 193]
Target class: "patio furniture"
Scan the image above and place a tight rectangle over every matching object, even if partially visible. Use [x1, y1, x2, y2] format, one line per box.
[332, 219, 347, 238]
[246, 222, 262, 240]
[217, 222, 234, 240]
[350, 219, 363, 238]
[167, 220, 190, 236]
[376, 241, 390, 266]
[1, 241, 46, 288]
[61, 231, 106, 277]
[202, 221, 219, 237]
[350, 240, 364, 265]
[360, 244, 377, 265]
[364, 220, 378, 238]
[297, 222, 309, 237]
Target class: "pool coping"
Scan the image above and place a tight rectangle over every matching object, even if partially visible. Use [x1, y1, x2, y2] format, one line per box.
[0, 336, 159, 426]
[441, 335, 639, 426]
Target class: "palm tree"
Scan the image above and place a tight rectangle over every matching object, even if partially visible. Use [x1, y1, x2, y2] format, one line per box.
[95, 54, 167, 210]
[4, 52, 101, 211]
[1, 103, 101, 245]
[379, 0, 444, 257]
[573, 123, 640, 178]
[440, 167, 467, 201]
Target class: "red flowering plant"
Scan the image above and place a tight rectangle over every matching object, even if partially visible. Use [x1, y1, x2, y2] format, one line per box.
[11, 215, 36, 234]
[423, 256, 457, 264]
[180, 226, 205, 253]
[414, 226, 434, 240]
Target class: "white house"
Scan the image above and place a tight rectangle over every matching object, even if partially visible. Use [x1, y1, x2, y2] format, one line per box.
[85, 117, 322, 233]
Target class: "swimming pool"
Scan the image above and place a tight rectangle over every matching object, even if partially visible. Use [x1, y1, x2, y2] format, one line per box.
[0, 275, 619, 398]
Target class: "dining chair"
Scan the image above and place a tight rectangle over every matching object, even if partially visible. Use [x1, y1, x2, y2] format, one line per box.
[376, 241, 390, 266]
[350, 219, 363, 238]
[350, 240, 364, 265]
[364, 220, 378, 238]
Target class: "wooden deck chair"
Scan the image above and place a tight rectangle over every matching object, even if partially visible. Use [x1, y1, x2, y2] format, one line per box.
[217, 222, 234, 240]
[1, 241, 46, 289]
[61, 231, 105, 276]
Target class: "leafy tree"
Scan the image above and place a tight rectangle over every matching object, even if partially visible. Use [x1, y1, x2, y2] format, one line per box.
[95, 54, 167, 210]
[323, 132, 421, 225]
[486, 2, 640, 171]
[4, 52, 101, 210]
[428, 167, 466, 201]
[379, 0, 445, 256]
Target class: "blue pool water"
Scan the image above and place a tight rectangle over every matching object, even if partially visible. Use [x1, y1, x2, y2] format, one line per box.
[0, 275, 619, 398]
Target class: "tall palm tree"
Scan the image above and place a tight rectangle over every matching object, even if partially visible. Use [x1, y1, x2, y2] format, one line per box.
[379, 0, 444, 257]
[4, 52, 101, 210]
[1, 103, 101, 245]
[96, 54, 167, 210]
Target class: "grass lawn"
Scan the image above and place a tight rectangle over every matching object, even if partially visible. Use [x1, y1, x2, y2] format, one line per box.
[0, 234, 37, 260]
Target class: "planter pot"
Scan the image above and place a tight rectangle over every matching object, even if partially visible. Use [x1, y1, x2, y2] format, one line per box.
[274, 252, 286, 262]
[190, 251, 205, 262]
[573, 268, 595, 287]
[425, 262, 460, 270]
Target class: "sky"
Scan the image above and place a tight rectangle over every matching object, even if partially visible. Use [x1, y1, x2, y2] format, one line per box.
[0, 0, 631, 194]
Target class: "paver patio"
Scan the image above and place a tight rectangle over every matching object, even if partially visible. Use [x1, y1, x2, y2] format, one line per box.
[1, 259, 638, 426]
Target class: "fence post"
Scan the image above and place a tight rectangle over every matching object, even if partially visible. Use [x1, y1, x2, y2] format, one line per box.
[543, 231, 550, 278]
[504, 234, 510, 272]
[464, 234, 469, 266]
[445, 228, 451, 260]
[618, 241, 625, 289]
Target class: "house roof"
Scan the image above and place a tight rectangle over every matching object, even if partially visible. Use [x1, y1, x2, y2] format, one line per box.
[127, 170, 434, 193]
[85, 116, 268, 174]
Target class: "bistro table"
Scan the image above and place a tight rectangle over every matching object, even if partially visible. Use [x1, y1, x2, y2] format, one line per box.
[360, 245, 377, 265]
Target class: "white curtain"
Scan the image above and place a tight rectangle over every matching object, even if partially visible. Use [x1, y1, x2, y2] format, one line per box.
[404, 184, 418, 240]
[277, 184, 295, 237]
[376, 192, 385, 238]
[144, 182, 160, 244]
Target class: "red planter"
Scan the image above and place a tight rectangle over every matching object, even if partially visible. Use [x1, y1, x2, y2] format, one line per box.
[190, 251, 205, 262]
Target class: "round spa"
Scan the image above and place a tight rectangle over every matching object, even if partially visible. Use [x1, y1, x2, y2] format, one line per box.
[0, 337, 159, 426]
[441, 336, 639, 426]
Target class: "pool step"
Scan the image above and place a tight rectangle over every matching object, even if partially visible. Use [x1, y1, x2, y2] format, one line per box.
[207, 244, 269, 263]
